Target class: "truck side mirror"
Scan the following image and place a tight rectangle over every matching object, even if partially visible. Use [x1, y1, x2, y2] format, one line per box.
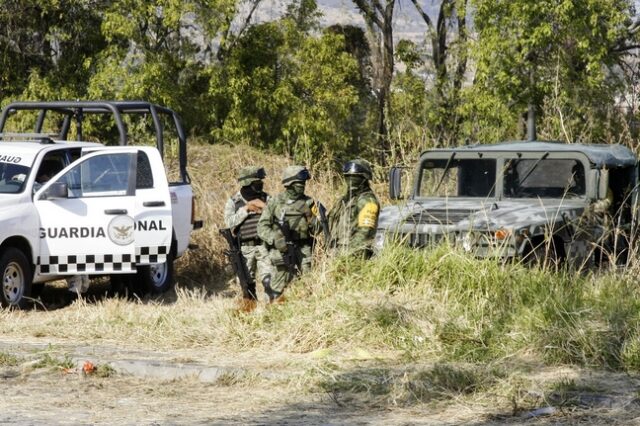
[389, 166, 403, 200]
[40, 182, 68, 200]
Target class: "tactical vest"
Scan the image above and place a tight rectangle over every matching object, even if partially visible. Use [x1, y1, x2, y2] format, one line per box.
[276, 196, 313, 242]
[234, 193, 266, 241]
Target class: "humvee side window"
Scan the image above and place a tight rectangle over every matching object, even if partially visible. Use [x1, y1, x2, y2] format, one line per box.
[418, 159, 496, 197]
[504, 159, 585, 198]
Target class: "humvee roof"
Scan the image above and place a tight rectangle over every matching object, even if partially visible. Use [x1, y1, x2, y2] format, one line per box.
[420, 140, 637, 168]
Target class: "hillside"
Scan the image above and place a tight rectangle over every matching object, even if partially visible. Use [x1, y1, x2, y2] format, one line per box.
[2, 143, 640, 424]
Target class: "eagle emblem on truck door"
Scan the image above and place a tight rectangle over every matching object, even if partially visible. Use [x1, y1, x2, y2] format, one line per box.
[108, 215, 135, 245]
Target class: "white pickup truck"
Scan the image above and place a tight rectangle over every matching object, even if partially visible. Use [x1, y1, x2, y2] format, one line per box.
[0, 101, 202, 308]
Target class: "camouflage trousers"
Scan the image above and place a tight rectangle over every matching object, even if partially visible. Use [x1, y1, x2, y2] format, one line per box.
[239, 244, 272, 298]
[268, 244, 312, 294]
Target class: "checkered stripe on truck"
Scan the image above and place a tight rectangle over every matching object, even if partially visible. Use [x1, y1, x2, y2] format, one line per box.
[37, 254, 136, 274]
[36, 246, 168, 274]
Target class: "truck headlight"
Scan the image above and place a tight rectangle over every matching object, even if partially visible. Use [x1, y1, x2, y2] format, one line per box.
[494, 228, 511, 241]
[461, 232, 475, 252]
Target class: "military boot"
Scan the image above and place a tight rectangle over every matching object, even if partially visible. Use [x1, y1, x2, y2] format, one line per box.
[237, 297, 258, 313]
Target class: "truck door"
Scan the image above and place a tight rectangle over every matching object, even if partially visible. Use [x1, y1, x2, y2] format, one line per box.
[131, 148, 172, 265]
[34, 150, 139, 276]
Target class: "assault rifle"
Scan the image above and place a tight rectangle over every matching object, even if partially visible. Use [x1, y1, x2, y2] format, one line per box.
[316, 202, 331, 247]
[219, 228, 256, 300]
[277, 218, 302, 282]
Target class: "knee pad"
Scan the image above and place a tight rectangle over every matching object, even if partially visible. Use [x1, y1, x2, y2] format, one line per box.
[262, 274, 281, 300]
[262, 274, 271, 290]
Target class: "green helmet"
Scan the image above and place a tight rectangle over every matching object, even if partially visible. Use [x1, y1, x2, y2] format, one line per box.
[238, 166, 266, 187]
[282, 165, 311, 186]
[342, 159, 372, 180]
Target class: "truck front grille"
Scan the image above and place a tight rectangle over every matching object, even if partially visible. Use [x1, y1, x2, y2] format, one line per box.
[406, 209, 478, 225]
[402, 233, 450, 248]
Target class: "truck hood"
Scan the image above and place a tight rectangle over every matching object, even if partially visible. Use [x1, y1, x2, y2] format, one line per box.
[379, 198, 588, 233]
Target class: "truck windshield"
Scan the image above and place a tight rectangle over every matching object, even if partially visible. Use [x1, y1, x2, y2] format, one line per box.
[504, 158, 585, 198]
[418, 158, 496, 198]
[0, 162, 31, 193]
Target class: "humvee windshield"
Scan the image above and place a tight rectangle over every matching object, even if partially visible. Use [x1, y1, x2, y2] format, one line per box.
[418, 158, 496, 198]
[504, 158, 584, 198]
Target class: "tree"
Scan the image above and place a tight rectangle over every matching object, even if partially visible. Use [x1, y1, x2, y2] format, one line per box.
[0, 0, 106, 101]
[469, 0, 639, 143]
[408, 0, 469, 145]
[209, 0, 362, 163]
[88, 0, 217, 133]
[352, 0, 395, 163]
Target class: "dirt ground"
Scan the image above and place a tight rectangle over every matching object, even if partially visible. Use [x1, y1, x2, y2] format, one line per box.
[3, 336, 640, 425]
[2, 284, 640, 425]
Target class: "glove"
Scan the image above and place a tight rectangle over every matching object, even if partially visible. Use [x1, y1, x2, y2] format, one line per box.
[246, 199, 266, 213]
[274, 236, 287, 252]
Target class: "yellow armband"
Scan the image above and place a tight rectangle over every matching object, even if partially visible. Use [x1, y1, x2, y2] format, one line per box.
[358, 202, 379, 228]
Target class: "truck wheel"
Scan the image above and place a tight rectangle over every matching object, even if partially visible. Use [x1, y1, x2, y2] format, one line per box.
[0, 248, 33, 309]
[137, 250, 175, 294]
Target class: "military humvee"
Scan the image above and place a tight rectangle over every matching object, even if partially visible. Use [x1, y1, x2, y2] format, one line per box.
[375, 141, 638, 266]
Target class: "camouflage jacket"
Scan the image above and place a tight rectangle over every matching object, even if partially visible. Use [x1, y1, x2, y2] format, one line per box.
[328, 188, 379, 253]
[257, 192, 318, 247]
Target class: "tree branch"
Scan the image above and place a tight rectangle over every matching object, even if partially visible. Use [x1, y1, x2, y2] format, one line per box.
[409, 0, 434, 32]
[217, 0, 263, 61]
[353, 0, 384, 29]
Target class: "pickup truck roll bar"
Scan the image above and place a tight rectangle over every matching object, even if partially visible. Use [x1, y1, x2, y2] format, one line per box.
[0, 101, 190, 183]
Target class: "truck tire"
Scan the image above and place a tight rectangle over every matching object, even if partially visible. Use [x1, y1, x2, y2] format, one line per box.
[0, 247, 33, 309]
[137, 250, 175, 294]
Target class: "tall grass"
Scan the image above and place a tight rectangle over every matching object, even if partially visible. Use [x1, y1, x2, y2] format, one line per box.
[4, 242, 640, 374]
[3, 141, 640, 396]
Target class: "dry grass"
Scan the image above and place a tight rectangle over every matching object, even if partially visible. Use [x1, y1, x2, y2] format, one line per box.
[2, 142, 640, 422]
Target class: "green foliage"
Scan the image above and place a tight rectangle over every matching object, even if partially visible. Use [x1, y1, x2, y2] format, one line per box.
[0, 0, 106, 100]
[33, 352, 75, 370]
[1, 0, 639, 160]
[389, 43, 433, 159]
[469, 0, 636, 142]
[210, 1, 368, 164]
[0, 351, 21, 367]
[88, 0, 213, 133]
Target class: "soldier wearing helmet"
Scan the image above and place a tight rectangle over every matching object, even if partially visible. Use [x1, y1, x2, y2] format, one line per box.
[257, 165, 320, 301]
[328, 159, 380, 258]
[223, 166, 271, 309]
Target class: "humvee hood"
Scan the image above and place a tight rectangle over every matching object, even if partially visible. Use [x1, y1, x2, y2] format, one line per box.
[379, 199, 587, 232]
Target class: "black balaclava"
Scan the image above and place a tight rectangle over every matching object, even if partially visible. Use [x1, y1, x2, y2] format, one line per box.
[241, 180, 264, 201]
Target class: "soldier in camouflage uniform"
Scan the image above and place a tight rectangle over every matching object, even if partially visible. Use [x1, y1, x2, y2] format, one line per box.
[257, 165, 318, 301]
[328, 159, 380, 258]
[224, 167, 271, 306]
